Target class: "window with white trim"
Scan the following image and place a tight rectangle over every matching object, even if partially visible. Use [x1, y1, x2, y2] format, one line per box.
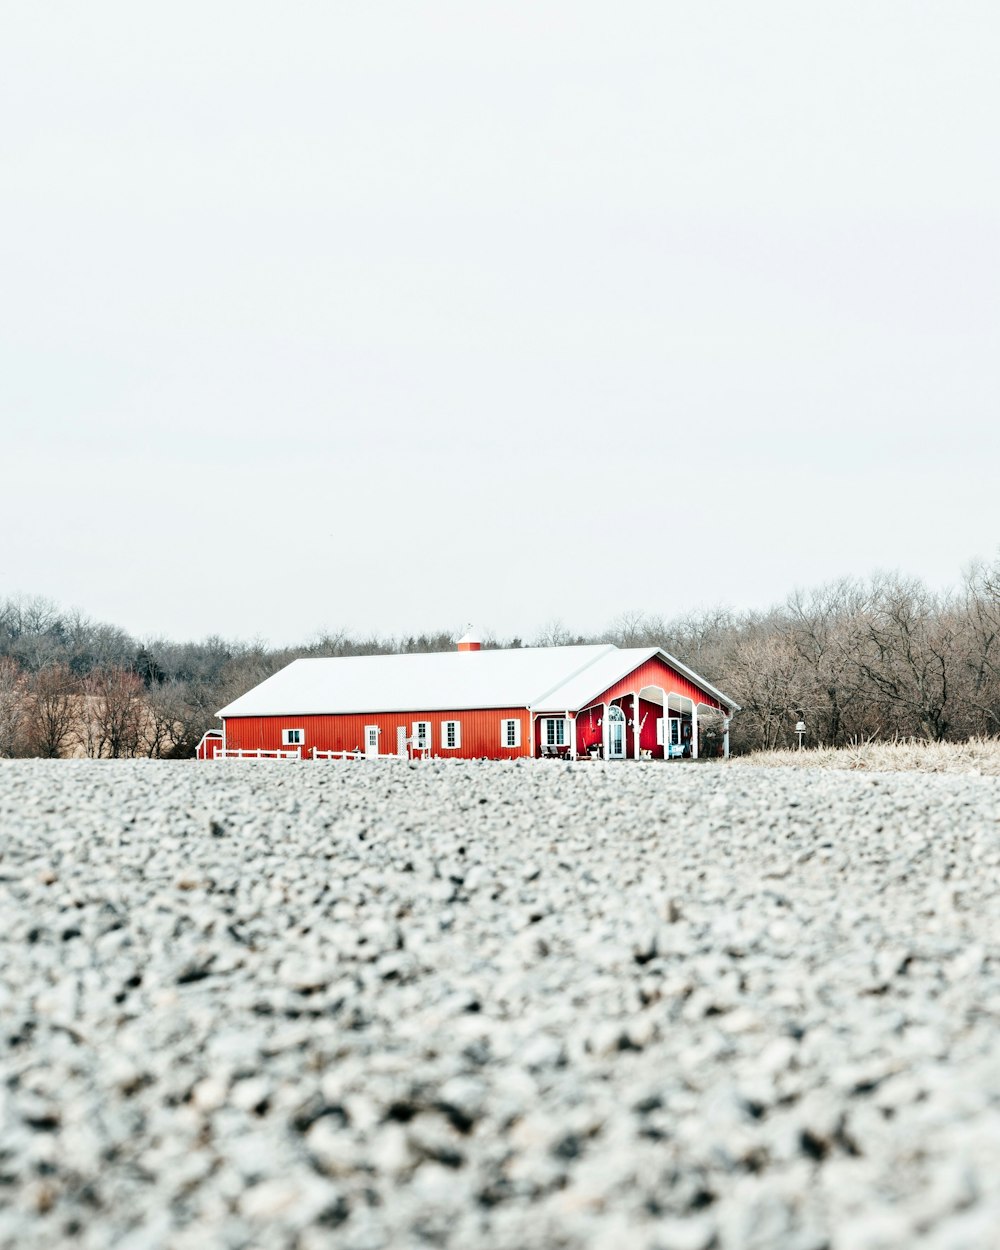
[501, 718, 520, 748]
[282, 728, 304, 746]
[413, 721, 431, 751]
[542, 718, 569, 746]
[443, 720, 461, 750]
[656, 717, 663, 746]
[669, 717, 681, 745]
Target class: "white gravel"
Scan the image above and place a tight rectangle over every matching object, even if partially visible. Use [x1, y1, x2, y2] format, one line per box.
[2, 758, 1000, 1250]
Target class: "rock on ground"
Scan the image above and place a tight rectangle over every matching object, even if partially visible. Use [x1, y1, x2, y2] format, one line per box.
[2, 758, 1000, 1250]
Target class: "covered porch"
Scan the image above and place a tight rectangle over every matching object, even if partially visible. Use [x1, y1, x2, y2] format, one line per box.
[532, 689, 730, 761]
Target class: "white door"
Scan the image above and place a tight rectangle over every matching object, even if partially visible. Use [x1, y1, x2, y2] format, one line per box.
[607, 707, 626, 759]
[365, 726, 380, 758]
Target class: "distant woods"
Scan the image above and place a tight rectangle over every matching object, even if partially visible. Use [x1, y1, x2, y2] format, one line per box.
[2, 558, 1000, 758]
[0, 604, 472, 760]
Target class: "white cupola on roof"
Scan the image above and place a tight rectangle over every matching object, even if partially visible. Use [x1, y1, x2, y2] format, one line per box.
[456, 628, 482, 653]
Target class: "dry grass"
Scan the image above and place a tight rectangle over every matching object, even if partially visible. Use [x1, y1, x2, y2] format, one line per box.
[734, 736, 1000, 776]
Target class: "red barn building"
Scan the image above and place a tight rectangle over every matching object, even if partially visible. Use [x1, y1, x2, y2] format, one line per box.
[208, 636, 739, 761]
[195, 729, 223, 760]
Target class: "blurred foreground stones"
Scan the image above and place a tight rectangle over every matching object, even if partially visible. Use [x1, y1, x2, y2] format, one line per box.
[2, 758, 1000, 1250]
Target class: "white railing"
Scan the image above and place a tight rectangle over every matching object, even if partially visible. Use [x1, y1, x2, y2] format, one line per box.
[215, 748, 302, 761]
[213, 746, 412, 763]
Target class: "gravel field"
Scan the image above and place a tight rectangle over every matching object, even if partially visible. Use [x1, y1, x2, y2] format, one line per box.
[2, 759, 1000, 1250]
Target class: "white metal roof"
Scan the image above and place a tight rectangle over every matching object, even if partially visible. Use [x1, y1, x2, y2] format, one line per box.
[216, 643, 739, 719]
[532, 647, 659, 712]
[217, 645, 616, 717]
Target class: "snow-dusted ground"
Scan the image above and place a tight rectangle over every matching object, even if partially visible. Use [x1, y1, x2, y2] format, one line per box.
[2, 758, 1000, 1250]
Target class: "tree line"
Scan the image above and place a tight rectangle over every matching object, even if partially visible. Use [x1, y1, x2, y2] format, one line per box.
[1, 557, 999, 757]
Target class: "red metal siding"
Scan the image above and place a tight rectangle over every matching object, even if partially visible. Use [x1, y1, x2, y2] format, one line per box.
[638, 696, 664, 757]
[223, 708, 532, 760]
[575, 708, 603, 756]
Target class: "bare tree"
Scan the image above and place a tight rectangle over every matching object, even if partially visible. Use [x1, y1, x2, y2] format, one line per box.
[665, 606, 738, 678]
[81, 667, 145, 758]
[843, 574, 957, 741]
[142, 680, 214, 758]
[785, 580, 867, 746]
[139, 682, 182, 758]
[533, 619, 574, 648]
[0, 657, 26, 757]
[959, 558, 1000, 735]
[25, 663, 80, 758]
[725, 629, 807, 751]
[608, 610, 649, 648]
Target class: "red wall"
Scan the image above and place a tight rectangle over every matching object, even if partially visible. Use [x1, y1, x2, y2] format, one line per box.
[574, 705, 606, 755]
[223, 708, 532, 760]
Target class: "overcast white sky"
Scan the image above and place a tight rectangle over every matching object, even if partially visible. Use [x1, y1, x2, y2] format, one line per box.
[2, 3, 997, 646]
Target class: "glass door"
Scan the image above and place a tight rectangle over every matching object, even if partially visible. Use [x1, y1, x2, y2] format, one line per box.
[608, 706, 626, 758]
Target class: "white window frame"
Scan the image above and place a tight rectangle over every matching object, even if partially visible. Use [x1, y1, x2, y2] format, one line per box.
[442, 720, 461, 750]
[413, 721, 431, 751]
[282, 728, 304, 746]
[668, 717, 681, 746]
[542, 717, 569, 747]
[501, 718, 521, 749]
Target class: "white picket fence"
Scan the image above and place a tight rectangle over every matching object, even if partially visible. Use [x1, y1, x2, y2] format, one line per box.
[214, 748, 302, 761]
[212, 746, 411, 763]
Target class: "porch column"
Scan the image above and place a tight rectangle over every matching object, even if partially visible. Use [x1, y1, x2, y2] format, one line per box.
[569, 714, 577, 761]
[632, 693, 641, 759]
[723, 717, 730, 760]
[691, 704, 699, 760]
[655, 687, 666, 758]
